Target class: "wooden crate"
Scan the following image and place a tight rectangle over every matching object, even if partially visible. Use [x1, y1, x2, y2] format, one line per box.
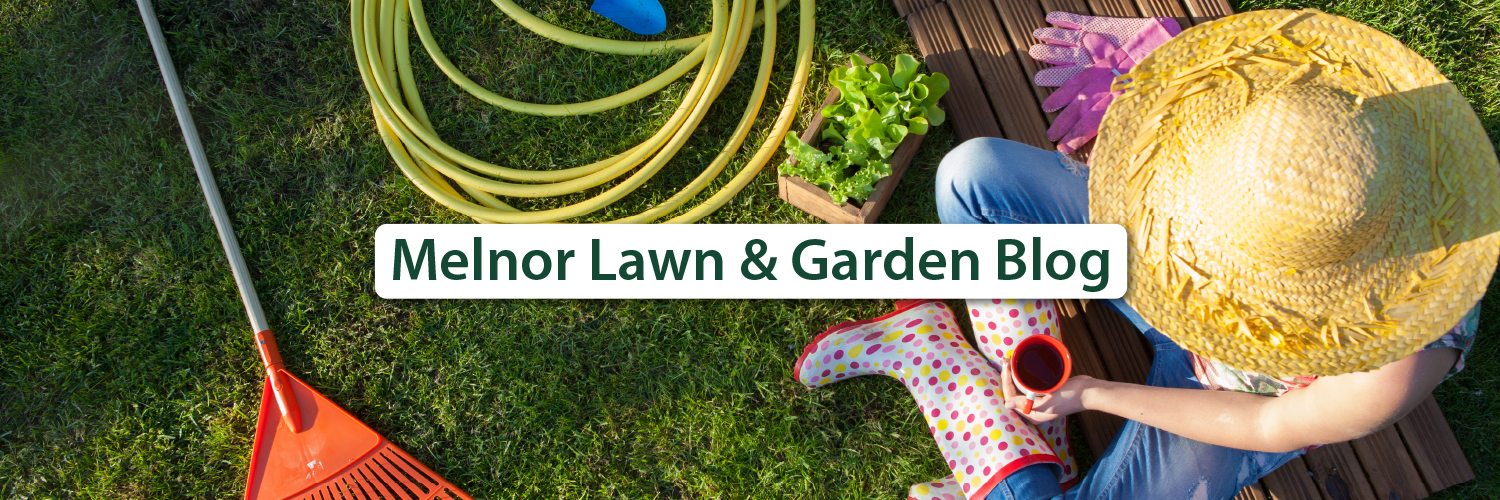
[776, 59, 928, 224]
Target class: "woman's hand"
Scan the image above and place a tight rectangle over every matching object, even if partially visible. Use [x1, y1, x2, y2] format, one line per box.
[998, 357, 1097, 424]
[1018, 347, 1460, 453]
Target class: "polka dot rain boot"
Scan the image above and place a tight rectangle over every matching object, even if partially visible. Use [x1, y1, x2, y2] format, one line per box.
[966, 299, 1080, 491]
[907, 475, 962, 500]
[794, 300, 1063, 499]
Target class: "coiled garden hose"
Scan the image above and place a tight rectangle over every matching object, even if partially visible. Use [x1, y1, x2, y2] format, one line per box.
[352, 0, 816, 223]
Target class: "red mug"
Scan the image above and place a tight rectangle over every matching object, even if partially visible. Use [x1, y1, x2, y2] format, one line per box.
[1009, 334, 1072, 414]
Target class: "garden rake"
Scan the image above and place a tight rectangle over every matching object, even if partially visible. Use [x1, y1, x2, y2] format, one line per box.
[135, 0, 474, 498]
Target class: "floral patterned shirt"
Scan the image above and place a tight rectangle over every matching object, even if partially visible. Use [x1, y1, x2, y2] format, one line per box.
[1191, 305, 1481, 397]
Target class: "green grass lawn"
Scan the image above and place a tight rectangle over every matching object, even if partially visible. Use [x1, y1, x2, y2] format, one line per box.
[1, 0, 1496, 497]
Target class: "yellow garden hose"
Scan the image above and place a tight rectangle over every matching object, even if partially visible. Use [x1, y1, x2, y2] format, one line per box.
[353, 0, 815, 223]
[486, 0, 795, 55]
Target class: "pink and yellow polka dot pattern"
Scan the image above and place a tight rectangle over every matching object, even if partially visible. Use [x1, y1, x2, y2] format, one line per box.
[795, 300, 1061, 499]
[907, 475, 962, 500]
[969, 299, 1060, 361]
[965, 298, 1078, 489]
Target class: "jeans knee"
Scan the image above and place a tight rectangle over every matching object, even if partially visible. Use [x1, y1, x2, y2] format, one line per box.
[936, 138, 1037, 224]
[937, 139, 996, 196]
[934, 138, 1085, 225]
[937, 138, 1031, 194]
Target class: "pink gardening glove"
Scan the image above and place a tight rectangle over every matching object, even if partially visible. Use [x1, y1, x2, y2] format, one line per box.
[1030, 12, 1181, 88]
[1044, 33, 1132, 153]
[1029, 12, 1181, 153]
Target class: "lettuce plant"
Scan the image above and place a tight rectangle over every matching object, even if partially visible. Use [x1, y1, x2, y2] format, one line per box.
[781, 54, 949, 203]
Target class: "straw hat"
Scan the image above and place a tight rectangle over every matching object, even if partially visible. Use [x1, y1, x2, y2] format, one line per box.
[1091, 9, 1500, 377]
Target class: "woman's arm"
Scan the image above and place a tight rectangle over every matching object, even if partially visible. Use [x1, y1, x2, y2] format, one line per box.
[1004, 347, 1458, 453]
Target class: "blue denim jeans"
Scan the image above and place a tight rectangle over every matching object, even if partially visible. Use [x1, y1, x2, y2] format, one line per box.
[935, 138, 1305, 500]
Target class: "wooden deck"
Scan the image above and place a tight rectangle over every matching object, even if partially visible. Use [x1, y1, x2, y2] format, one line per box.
[897, 0, 1230, 145]
[889, 0, 1477, 495]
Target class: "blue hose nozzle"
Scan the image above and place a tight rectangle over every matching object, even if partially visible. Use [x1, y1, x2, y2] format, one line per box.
[590, 0, 667, 35]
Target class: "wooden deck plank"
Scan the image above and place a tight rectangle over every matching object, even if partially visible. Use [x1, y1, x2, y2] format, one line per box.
[1132, 0, 1190, 30]
[907, 3, 1005, 141]
[1039, 0, 1091, 122]
[948, 0, 1053, 148]
[1234, 483, 1270, 500]
[1039, 0, 1091, 14]
[987, 0, 1049, 71]
[1350, 425, 1429, 500]
[1180, 0, 1233, 25]
[1055, 299, 1128, 454]
[1304, 442, 1379, 500]
[1262, 456, 1324, 500]
[893, 0, 942, 18]
[983, 0, 1056, 114]
[1395, 396, 1476, 492]
[1079, 300, 1152, 385]
[1084, 0, 1139, 18]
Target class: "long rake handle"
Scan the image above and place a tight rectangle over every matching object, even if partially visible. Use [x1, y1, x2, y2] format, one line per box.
[136, 0, 302, 433]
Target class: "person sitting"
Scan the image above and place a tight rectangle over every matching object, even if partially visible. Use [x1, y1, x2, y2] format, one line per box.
[795, 9, 1498, 500]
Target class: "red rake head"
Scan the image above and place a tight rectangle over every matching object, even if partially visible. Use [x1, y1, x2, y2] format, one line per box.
[245, 370, 473, 500]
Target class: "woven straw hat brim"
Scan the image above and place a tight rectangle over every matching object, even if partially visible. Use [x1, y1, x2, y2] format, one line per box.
[1091, 9, 1500, 377]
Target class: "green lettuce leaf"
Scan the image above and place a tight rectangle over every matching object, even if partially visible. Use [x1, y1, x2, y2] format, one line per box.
[906, 116, 930, 136]
[925, 106, 945, 127]
[785, 53, 949, 204]
[912, 73, 950, 109]
[893, 54, 920, 91]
